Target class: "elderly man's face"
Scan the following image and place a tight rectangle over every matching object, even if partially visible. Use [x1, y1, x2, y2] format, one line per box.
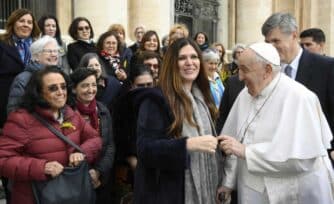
[265, 27, 297, 64]
[238, 49, 269, 97]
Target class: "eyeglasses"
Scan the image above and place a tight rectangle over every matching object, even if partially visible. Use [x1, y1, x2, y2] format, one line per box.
[46, 83, 67, 92]
[42, 49, 59, 54]
[78, 26, 90, 31]
[135, 82, 153, 88]
[144, 63, 159, 69]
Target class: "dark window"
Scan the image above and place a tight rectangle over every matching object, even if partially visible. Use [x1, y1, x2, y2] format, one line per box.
[175, 0, 219, 43]
[0, 0, 56, 29]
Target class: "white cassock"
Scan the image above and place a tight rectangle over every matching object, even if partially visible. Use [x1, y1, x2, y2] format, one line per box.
[221, 73, 334, 204]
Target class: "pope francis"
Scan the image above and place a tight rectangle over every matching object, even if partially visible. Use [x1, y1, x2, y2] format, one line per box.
[218, 42, 334, 204]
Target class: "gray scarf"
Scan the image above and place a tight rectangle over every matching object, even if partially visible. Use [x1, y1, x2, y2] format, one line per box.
[183, 85, 222, 204]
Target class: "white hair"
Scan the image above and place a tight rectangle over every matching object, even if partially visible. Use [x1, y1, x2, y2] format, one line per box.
[30, 35, 59, 60]
[202, 48, 220, 63]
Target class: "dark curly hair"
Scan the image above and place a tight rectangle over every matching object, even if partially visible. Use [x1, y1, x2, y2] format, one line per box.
[21, 66, 70, 112]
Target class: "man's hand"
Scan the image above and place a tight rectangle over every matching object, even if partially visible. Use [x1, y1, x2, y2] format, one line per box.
[217, 135, 245, 159]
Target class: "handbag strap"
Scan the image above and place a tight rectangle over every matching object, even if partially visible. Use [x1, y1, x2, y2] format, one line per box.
[32, 112, 83, 153]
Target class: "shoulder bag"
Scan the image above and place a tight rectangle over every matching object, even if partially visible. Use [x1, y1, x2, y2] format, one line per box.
[31, 113, 96, 204]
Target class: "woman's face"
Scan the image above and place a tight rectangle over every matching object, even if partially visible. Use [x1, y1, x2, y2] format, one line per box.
[37, 42, 59, 65]
[74, 75, 97, 105]
[87, 57, 102, 78]
[44, 18, 57, 37]
[204, 60, 218, 78]
[215, 45, 223, 58]
[77, 20, 91, 40]
[41, 73, 67, 112]
[132, 73, 154, 89]
[178, 44, 200, 87]
[195, 33, 206, 45]
[143, 58, 159, 79]
[14, 14, 33, 38]
[103, 35, 118, 55]
[144, 34, 158, 51]
[116, 31, 125, 43]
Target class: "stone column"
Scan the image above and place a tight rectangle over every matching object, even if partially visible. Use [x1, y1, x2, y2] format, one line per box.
[235, 0, 272, 44]
[216, 0, 229, 48]
[128, 0, 173, 43]
[316, 0, 334, 56]
[56, 0, 72, 43]
[72, 0, 128, 42]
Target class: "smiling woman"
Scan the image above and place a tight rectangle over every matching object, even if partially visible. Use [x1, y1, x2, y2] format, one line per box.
[0, 8, 40, 126]
[97, 31, 132, 80]
[69, 67, 115, 204]
[7, 35, 60, 114]
[134, 38, 222, 204]
[67, 17, 98, 71]
[0, 66, 101, 204]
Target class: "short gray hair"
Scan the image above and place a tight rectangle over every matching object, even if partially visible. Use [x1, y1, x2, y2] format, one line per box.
[30, 35, 58, 60]
[262, 12, 297, 36]
[134, 25, 145, 33]
[232, 43, 246, 60]
[202, 48, 220, 63]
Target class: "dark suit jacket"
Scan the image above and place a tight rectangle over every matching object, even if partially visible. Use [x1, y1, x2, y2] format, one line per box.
[129, 42, 139, 54]
[0, 41, 25, 127]
[296, 50, 334, 134]
[296, 50, 334, 151]
[216, 75, 245, 133]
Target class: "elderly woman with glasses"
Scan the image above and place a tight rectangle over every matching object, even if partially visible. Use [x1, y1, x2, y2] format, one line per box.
[67, 17, 98, 71]
[0, 66, 101, 204]
[202, 48, 225, 108]
[38, 14, 71, 74]
[7, 35, 60, 113]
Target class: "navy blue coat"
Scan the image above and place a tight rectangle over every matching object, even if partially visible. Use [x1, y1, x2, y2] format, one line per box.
[133, 88, 189, 204]
[0, 41, 25, 127]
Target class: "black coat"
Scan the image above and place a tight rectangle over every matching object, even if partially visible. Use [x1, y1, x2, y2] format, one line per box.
[93, 101, 115, 204]
[67, 41, 98, 70]
[296, 50, 334, 135]
[95, 101, 115, 184]
[216, 75, 244, 133]
[0, 41, 25, 127]
[129, 42, 139, 54]
[133, 88, 189, 204]
[96, 75, 122, 110]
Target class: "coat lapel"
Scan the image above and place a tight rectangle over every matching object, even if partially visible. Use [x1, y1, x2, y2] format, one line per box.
[1, 42, 24, 66]
[296, 50, 313, 85]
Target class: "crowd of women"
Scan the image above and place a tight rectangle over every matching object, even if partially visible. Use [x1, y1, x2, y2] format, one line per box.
[0, 8, 240, 204]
